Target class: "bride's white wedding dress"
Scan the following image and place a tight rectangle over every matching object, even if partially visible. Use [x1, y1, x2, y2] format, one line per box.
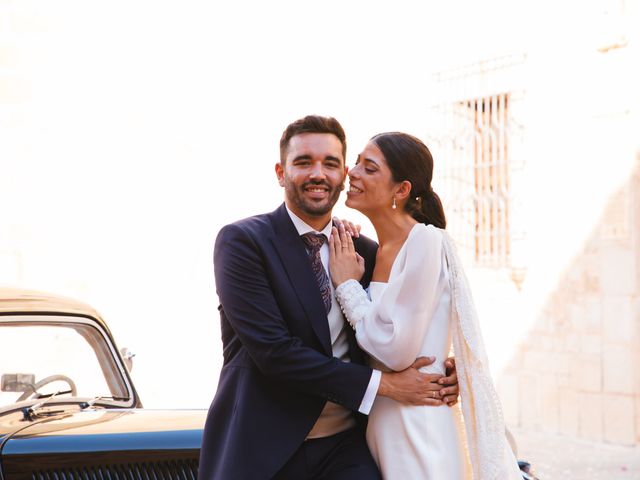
[335, 224, 522, 480]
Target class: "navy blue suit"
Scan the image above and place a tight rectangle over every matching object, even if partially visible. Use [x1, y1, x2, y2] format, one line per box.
[198, 204, 379, 480]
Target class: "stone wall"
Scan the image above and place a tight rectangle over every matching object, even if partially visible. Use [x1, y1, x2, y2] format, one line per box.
[429, 6, 640, 444]
[499, 160, 639, 444]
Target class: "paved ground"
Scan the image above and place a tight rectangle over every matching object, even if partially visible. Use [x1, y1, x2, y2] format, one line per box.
[512, 428, 640, 479]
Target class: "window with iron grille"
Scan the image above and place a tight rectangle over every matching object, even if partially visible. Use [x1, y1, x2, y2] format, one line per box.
[467, 94, 510, 266]
[432, 93, 512, 268]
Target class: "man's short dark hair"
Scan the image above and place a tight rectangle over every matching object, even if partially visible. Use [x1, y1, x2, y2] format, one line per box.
[279, 115, 347, 163]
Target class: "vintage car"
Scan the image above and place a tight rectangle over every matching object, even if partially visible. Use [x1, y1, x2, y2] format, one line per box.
[0, 288, 206, 480]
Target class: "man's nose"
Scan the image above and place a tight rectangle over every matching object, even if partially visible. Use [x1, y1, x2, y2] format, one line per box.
[309, 162, 327, 179]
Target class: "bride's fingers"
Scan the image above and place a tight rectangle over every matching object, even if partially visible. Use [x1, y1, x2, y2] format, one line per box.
[345, 226, 356, 254]
[332, 226, 345, 256]
[332, 217, 344, 231]
[333, 216, 360, 238]
[338, 222, 350, 250]
[331, 226, 341, 255]
[338, 222, 355, 254]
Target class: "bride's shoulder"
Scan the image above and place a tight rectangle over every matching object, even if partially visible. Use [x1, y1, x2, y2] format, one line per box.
[410, 223, 444, 244]
[405, 224, 446, 258]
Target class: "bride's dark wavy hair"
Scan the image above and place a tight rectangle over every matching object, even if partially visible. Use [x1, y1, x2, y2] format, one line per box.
[370, 132, 446, 229]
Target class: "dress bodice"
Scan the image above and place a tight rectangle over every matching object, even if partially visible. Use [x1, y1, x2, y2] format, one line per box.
[337, 224, 452, 375]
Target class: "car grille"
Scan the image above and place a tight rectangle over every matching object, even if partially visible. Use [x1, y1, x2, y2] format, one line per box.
[31, 459, 199, 480]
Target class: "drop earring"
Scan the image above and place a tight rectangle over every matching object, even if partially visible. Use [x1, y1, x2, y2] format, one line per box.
[392, 197, 397, 209]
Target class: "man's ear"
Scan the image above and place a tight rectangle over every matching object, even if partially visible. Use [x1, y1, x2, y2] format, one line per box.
[275, 162, 285, 187]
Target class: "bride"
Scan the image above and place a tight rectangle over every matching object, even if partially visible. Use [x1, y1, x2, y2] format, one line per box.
[328, 132, 522, 479]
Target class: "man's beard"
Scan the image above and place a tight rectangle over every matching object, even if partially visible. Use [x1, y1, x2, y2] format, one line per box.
[284, 178, 343, 217]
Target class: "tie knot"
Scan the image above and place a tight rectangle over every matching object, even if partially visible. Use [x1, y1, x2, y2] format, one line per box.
[301, 232, 326, 250]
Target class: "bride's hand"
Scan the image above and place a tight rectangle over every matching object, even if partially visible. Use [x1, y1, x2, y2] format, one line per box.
[329, 224, 365, 287]
[332, 217, 360, 238]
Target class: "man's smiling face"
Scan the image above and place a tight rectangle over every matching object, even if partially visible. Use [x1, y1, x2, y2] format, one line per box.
[276, 132, 346, 224]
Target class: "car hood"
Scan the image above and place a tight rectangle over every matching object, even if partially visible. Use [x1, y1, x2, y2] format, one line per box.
[1, 408, 206, 455]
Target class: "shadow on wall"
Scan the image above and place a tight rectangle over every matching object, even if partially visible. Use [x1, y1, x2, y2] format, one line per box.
[501, 151, 640, 446]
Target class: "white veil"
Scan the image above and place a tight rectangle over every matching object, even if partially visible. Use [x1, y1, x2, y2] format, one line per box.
[441, 231, 523, 480]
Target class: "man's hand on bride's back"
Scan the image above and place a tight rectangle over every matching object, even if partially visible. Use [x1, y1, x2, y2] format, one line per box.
[378, 357, 447, 407]
[439, 357, 459, 406]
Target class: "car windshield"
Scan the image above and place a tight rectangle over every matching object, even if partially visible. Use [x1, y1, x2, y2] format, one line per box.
[0, 316, 132, 411]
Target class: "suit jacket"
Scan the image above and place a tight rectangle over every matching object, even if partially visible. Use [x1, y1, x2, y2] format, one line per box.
[198, 203, 379, 480]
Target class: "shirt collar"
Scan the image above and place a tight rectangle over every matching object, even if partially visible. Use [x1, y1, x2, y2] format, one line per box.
[285, 204, 333, 239]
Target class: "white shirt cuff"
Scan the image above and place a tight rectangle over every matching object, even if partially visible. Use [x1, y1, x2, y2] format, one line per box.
[357, 369, 381, 415]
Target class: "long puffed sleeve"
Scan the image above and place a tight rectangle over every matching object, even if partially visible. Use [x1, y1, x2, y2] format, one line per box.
[335, 224, 446, 371]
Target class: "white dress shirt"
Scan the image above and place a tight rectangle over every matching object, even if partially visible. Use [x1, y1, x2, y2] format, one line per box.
[285, 206, 380, 421]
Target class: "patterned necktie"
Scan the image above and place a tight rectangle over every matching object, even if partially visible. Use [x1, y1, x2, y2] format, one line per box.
[300, 232, 332, 314]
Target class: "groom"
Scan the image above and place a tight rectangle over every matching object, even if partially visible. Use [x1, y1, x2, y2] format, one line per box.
[198, 115, 459, 480]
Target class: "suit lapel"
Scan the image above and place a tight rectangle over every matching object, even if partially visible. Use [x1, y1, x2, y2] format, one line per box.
[270, 204, 332, 355]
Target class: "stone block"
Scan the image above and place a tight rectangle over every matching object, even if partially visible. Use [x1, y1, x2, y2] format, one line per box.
[634, 350, 640, 394]
[578, 392, 603, 441]
[636, 396, 640, 444]
[553, 335, 570, 352]
[523, 350, 549, 372]
[600, 246, 636, 295]
[559, 387, 579, 436]
[582, 298, 603, 333]
[551, 352, 571, 376]
[539, 376, 559, 431]
[570, 303, 586, 333]
[535, 334, 554, 351]
[603, 344, 634, 394]
[570, 353, 602, 393]
[581, 333, 602, 355]
[557, 373, 571, 387]
[603, 394, 635, 445]
[603, 296, 634, 344]
[519, 374, 540, 429]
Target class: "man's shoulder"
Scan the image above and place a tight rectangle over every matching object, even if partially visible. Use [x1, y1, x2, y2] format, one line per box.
[214, 210, 282, 261]
[354, 233, 378, 258]
[219, 206, 283, 236]
[225, 212, 272, 232]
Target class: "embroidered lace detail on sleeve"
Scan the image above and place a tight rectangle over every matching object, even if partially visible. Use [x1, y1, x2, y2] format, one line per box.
[334, 279, 370, 330]
[441, 230, 522, 480]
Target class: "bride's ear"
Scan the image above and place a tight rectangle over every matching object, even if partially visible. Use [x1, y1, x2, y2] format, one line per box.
[395, 180, 412, 201]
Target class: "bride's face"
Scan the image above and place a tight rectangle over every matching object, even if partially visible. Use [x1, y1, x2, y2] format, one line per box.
[346, 141, 398, 214]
